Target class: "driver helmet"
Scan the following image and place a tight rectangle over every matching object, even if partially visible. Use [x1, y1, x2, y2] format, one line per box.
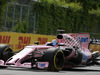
[51, 39, 58, 46]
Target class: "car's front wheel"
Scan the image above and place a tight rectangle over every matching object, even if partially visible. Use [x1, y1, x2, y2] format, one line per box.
[0, 44, 13, 62]
[43, 48, 65, 71]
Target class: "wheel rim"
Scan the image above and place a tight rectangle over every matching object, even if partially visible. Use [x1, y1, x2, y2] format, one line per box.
[54, 50, 64, 70]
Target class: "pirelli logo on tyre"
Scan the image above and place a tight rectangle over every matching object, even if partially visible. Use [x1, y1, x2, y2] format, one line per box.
[0, 32, 56, 51]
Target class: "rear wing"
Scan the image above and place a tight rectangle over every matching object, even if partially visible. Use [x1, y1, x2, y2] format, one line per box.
[67, 33, 90, 49]
[57, 33, 90, 49]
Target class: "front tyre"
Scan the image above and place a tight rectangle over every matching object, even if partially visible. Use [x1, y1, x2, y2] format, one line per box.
[43, 48, 65, 71]
[0, 44, 13, 62]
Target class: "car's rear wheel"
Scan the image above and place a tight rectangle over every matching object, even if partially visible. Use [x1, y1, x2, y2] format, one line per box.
[0, 44, 13, 62]
[43, 48, 65, 71]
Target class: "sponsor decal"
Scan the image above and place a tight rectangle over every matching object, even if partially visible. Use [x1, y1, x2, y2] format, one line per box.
[0, 32, 55, 51]
[38, 62, 48, 68]
[82, 52, 87, 61]
[78, 37, 88, 43]
[78, 33, 90, 49]
[38, 37, 48, 44]
[0, 35, 11, 44]
[39, 63, 46, 67]
[15, 36, 31, 49]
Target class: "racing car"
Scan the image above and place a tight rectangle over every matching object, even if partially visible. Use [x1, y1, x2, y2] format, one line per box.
[0, 32, 99, 71]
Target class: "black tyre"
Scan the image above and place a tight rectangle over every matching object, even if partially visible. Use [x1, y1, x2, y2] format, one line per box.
[43, 47, 65, 71]
[0, 44, 13, 62]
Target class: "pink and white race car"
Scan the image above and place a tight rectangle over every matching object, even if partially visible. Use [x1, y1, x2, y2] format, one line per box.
[0, 32, 99, 71]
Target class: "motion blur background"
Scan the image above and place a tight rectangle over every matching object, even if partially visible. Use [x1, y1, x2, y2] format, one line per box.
[0, 0, 100, 38]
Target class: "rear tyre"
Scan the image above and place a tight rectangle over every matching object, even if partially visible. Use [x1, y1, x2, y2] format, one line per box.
[43, 48, 65, 71]
[0, 44, 13, 62]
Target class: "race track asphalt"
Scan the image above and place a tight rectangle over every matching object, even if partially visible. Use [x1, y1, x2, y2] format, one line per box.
[0, 65, 100, 75]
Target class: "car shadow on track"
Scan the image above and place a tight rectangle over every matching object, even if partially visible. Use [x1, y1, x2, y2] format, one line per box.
[5, 67, 50, 72]
[0, 66, 100, 72]
[62, 65, 100, 72]
[62, 68, 100, 72]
